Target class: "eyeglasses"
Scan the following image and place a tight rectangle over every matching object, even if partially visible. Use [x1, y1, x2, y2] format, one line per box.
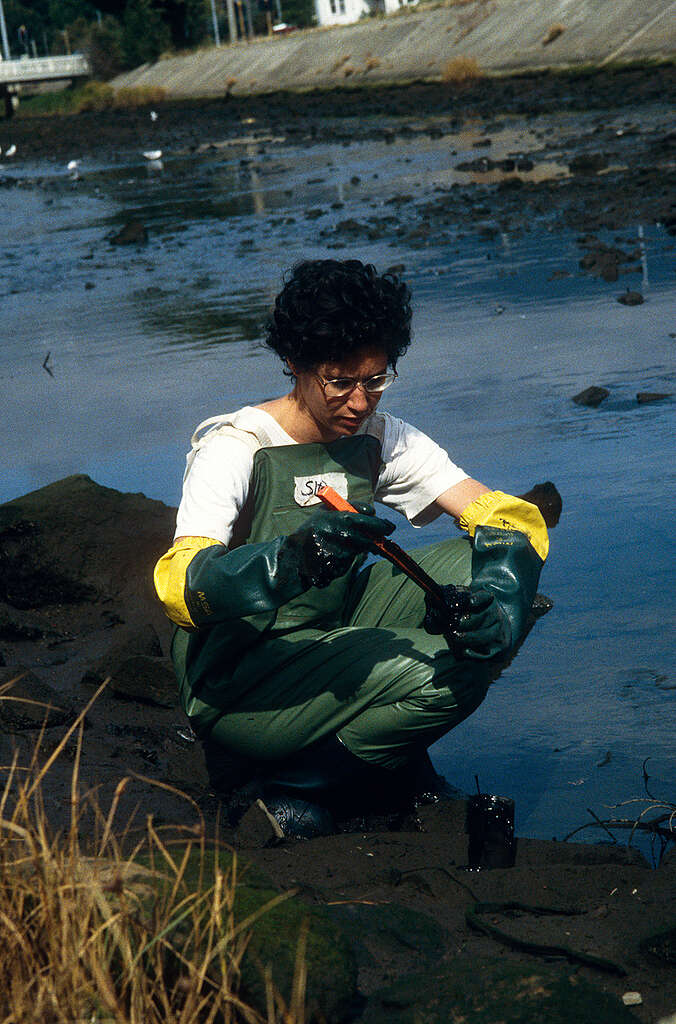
[314, 371, 398, 400]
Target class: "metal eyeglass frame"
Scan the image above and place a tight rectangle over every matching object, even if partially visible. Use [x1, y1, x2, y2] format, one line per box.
[314, 370, 398, 399]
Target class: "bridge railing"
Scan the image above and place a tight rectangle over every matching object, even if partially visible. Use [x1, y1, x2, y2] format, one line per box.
[0, 54, 90, 85]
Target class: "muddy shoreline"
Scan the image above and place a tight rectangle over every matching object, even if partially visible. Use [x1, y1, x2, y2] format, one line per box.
[4, 66, 674, 252]
[1, 65, 675, 1022]
[8, 64, 676, 161]
[1, 470, 674, 1023]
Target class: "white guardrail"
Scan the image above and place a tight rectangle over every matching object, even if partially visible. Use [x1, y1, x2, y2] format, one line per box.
[0, 54, 90, 85]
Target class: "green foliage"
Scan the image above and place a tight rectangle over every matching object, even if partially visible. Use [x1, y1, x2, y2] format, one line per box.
[73, 79, 116, 109]
[279, 0, 315, 28]
[0, 0, 278, 69]
[88, 16, 125, 78]
[122, 0, 171, 66]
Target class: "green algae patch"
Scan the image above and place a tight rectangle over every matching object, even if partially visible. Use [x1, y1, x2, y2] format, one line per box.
[361, 961, 641, 1023]
[134, 841, 358, 1022]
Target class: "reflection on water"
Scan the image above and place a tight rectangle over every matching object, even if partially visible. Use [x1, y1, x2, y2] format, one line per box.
[1, 107, 674, 851]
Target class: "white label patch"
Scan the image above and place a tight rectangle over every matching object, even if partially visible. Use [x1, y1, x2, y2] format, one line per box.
[293, 472, 348, 507]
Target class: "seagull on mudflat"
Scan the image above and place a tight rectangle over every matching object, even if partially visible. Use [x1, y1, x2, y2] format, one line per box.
[143, 149, 162, 161]
[150, 110, 158, 122]
[6, 144, 16, 157]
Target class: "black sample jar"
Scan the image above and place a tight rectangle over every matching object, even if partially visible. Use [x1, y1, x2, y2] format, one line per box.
[466, 794, 516, 869]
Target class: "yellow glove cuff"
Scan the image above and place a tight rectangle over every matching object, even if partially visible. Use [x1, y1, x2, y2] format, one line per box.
[154, 536, 223, 628]
[459, 490, 549, 562]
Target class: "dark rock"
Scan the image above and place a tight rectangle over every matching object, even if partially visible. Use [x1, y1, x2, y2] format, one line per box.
[572, 386, 609, 407]
[0, 666, 72, 730]
[0, 475, 175, 638]
[636, 391, 670, 403]
[578, 242, 638, 282]
[569, 152, 609, 174]
[361, 962, 641, 1023]
[81, 632, 177, 706]
[110, 219, 148, 245]
[617, 290, 644, 305]
[518, 480, 562, 527]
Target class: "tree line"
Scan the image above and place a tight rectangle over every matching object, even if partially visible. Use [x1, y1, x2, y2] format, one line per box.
[2, 0, 315, 77]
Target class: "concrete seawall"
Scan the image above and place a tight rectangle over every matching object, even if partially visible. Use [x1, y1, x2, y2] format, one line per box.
[112, 0, 675, 99]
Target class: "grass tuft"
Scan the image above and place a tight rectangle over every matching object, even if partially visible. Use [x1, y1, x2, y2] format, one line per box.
[542, 23, 566, 46]
[19, 82, 168, 117]
[441, 55, 482, 83]
[0, 679, 305, 1023]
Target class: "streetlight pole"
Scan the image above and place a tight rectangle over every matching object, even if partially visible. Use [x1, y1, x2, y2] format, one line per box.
[209, 0, 221, 45]
[0, 0, 11, 61]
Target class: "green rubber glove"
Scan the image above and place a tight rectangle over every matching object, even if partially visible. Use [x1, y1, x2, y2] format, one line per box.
[424, 525, 543, 661]
[424, 584, 511, 660]
[468, 525, 544, 659]
[183, 505, 395, 626]
[285, 506, 395, 589]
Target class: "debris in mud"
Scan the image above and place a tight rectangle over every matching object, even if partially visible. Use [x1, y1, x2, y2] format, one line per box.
[617, 290, 644, 305]
[636, 391, 670, 404]
[110, 220, 148, 245]
[578, 237, 640, 282]
[572, 386, 610, 407]
[569, 152, 609, 174]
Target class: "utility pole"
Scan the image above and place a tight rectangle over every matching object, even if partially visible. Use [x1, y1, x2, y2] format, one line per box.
[0, 0, 11, 60]
[209, 0, 221, 45]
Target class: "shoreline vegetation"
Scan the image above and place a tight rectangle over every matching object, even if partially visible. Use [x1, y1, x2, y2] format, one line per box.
[0, 681, 313, 1024]
[15, 56, 674, 119]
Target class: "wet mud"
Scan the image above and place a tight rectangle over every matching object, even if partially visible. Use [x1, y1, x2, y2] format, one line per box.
[3, 65, 675, 245]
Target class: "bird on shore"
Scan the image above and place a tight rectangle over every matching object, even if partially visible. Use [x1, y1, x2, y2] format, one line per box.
[67, 159, 80, 180]
[143, 149, 162, 161]
[150, 110, 158, 122]
[6, 144, 16, 157]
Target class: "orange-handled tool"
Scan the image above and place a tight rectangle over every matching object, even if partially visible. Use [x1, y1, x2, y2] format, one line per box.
[317, 485, 449, 611]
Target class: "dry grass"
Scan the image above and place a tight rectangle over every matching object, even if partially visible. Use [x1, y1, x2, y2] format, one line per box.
[21, 81, 168, 116]
[0, 680, 305, 1024]
[542, 23, 566, 46]
[113, 86, 169, 108]
[441, 55, 482, 83]
[331, 54, 351, 73]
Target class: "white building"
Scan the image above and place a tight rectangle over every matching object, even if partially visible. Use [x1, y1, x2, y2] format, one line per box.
[314, 0, 417, 29]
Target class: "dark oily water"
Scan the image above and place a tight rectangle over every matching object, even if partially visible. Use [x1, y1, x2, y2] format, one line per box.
[1, 102, 673, 856]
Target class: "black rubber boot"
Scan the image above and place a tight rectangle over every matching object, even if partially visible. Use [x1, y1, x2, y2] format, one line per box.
[259, 793, 335, 839]
[262, 737, 457, 832]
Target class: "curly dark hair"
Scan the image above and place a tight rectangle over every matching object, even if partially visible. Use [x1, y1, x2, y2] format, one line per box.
[265, 259, 412, 372]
